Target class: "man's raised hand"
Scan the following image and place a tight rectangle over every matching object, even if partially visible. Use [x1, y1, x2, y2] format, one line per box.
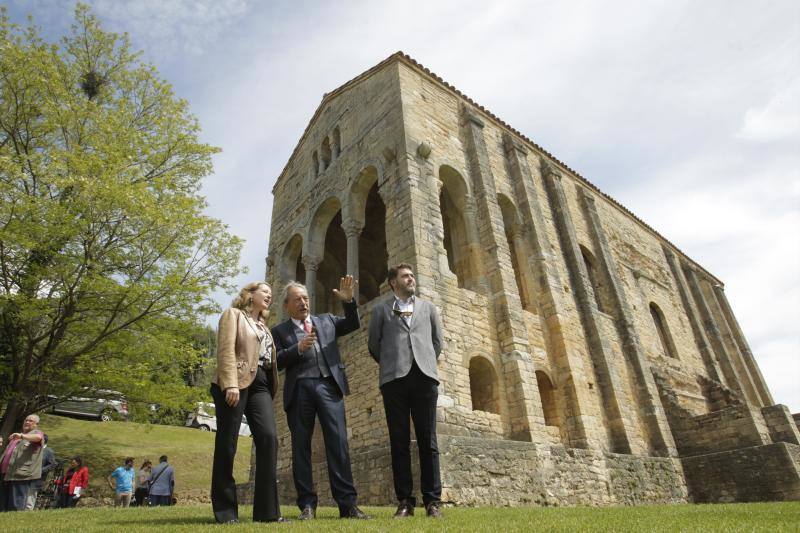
[332, 274, 358, 302]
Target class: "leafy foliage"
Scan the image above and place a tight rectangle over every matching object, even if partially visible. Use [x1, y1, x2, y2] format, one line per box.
[0, 5, 243, 434]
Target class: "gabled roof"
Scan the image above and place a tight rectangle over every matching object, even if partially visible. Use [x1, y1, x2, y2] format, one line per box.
[275, 51, 720, 284]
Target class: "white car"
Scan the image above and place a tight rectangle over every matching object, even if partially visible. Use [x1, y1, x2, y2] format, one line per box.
[185, 402, 251, 437]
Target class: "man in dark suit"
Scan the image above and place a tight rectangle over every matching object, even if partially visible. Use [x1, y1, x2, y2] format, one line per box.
[368, 263, 444, 518]
[272, 275, 369, 520]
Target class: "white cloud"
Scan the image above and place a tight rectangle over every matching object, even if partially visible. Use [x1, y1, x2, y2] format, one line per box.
[737, 78, 800, 142]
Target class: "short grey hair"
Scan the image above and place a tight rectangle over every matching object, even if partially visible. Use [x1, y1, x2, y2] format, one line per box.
[26, 414, 40, 424]
[281, 281, 309, 304]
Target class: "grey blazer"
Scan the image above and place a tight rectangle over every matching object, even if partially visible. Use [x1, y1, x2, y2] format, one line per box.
[368, 296, 444, 386]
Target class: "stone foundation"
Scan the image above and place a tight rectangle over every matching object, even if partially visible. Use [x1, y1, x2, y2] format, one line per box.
[238, 435, 688, 507]
[682, 443, 800, 503]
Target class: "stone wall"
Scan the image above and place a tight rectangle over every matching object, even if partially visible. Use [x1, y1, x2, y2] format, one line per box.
[439, 436, 686, 506]
[682, 443, 800, 503]
[761, 404, 800, 445]
[244, 435, 688, 507]
[669, 404, 770, 457]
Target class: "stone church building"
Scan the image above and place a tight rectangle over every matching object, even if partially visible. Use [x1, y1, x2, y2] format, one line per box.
[253, 52, 799, 505]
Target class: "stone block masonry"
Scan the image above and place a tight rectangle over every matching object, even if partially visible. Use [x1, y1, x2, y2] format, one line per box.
[255, 52, 798, 507]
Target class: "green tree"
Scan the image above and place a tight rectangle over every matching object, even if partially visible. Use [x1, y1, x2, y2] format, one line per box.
[0, 5, 243, 436]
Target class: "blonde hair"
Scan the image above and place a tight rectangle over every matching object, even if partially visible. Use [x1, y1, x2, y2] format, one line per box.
[232, 281, 271, 320]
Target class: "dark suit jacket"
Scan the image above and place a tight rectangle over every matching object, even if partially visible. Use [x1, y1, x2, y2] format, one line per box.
[272, 299, 360, 411]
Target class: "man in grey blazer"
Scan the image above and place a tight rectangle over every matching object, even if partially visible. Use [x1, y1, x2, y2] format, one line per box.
[368, 263, 444, 518]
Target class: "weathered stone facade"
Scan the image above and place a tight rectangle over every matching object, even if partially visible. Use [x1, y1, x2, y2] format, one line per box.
[248, 52, 799, 506]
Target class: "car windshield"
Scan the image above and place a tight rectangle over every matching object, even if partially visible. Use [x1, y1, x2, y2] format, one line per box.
[198, 403, 216, 417]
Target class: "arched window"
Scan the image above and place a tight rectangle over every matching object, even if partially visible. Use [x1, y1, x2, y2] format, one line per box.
[498, 194, 535, 312]
[332, 127, 341, 158]
[316, 210, 346, 314]
[350, 166, 388, 304]
[469, 356, 500, 414]
[439, 166, 480, 290]
[280, 234, 305, 284]
[580, 245, 605, 313]
[312, 151, 319, 178]
[535, 370, 561, 428]
[320, 137, 332, 170]
[650, 302, 678, 359]
[357, 183, 387, 303]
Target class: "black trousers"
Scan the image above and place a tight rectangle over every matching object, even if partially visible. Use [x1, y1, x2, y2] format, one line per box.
[211, 366, 280, 523]
[286, 377, 357, 511]
[133, 487, 148, 506]
[381, 361, 441, 507]
[58, 493, 79, 508]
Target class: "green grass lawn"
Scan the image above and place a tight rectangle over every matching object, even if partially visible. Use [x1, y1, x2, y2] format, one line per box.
[37, 414, 251, 502]
[0, 502, 797, 532]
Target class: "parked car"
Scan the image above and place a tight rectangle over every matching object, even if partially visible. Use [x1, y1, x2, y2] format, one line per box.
[185, 402, 251, 437]
[49, 389, 128, 421]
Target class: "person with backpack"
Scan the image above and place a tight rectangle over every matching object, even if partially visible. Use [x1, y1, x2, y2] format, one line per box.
[147, 455, 174, 506]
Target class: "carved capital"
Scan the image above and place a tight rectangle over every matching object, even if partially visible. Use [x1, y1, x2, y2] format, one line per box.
[342, 220, 364, 239]
[463, 199, 477, 216]
[302, 255, 320, 272]
[508, 222, 526, 240]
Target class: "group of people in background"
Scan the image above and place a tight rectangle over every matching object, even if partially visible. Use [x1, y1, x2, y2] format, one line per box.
[0, 412, 174, 510]
[211, 263, 444, 524]
[0, 414, 87, 511]
[97, 455, 174, 508]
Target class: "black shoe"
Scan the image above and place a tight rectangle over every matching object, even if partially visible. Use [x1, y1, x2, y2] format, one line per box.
[394, 500, 415, 518]
[426, 501, 443, 518]
[298, 506, 315, 520]
[339, 505, 371, 519]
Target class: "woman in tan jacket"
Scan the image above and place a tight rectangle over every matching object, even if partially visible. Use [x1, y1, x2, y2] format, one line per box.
[210, 281, 285, 524]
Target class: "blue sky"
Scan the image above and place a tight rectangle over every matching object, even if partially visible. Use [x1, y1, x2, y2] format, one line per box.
[7, 0, 799, 411]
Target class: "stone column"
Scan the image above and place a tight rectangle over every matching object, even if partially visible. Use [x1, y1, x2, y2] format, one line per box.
[579, 188, 676, 457]
[461, 200, 488, 293]
[662, 245, 724, 383]
[541, 161, 634, 454]
[684, 266, 749, 403]
[303, 255, 319, 314]
[713, 285, 774, 406]
[508, 226, 532, 309]
[343, 221, 363, 301]
[461, 105, 544, 442]
[502, 133, 598, 449]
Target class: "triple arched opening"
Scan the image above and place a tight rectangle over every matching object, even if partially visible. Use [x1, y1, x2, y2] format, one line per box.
[278, 165, 388, 313]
